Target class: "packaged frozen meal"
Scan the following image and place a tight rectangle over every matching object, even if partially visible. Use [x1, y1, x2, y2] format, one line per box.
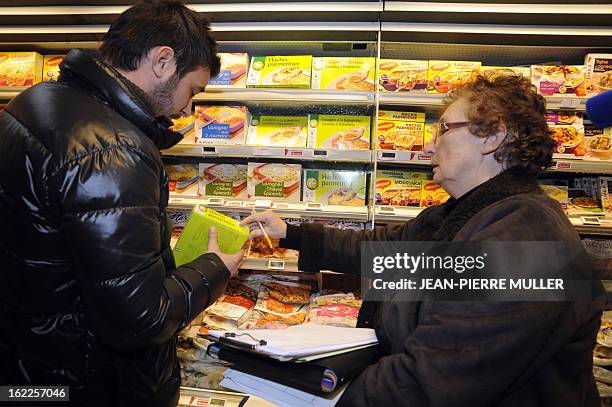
[585, 54, 612, 97]
[194, 105, 246, 145]
[170, 115, 195, 144]
[539, 182, 569, 212]
[166, 164, 199, 196]
[0, 52, 43, 87]
[307, 114, 371, 150]
[246, 55, 312, 88]
[207, 53, 248, 88]
[480, 66, 531, 78]
[303, 169, 367, 206]
[376, 170, 429, 207]
[567, 187, 603, 216]
[531, 65, 587, 97]
[546, 112, 585, 158]
[427, 60, 481, 94]
[420, 180, 450, 207]
[247, 115, 307, 147]
[247, 162, 301, 202]
[246, 237, 299, 260]
[198, 164, 247, 199]
[42, 55, 64, 81]
[379, 59, 428, 92]
[377, 110, 426, 151]
[311, 57, 376, 91]
[600, 177, 612, 213]
[423, 122, 436, 146]
[585, 124, 612, 161]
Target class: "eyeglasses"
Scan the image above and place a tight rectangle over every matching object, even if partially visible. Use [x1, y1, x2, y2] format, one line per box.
[433, 120, 471, 144]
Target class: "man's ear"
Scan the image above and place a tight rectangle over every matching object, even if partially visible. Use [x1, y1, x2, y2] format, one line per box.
[149, 46, 177, 79]
[482, 124, 507, 155]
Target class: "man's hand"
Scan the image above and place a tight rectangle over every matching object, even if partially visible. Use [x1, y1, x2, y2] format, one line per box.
[207, 227, 243, 278]
[240, 210, 287, 240]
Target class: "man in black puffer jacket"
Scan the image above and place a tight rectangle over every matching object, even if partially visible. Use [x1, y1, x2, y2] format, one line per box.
[0, 2, 242, 406]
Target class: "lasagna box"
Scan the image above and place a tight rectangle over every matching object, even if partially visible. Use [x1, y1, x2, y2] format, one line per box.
[194, 105, 246, 145]
[208, 53, 248, 88]
[427, 60, 481, 94]
[199, 164, 247, 199]
[378, 59, 428, 92]
[539, 181, 569, 213]
[307, 114, 371, 150]
[246, 56, 312, 89]
[375, 170, 429, 207]
[247, 163, 301, 202]
[42, 55, 64, 81]
[585, 54, 612, 97]
[420, 180, 450, 207]
[546, 112, 585, 158]
[247, 115, 307, 147]
[165, 164, 199, 197]
[585, 124, 612, 161]
[303, 170, 367, 206]
[311, 57, 376, 91]
[377, 110, 426, 151]
[480, 66, 531, 78]
[600, 177, 612, 213]
[170, 115, 195, 144]
[0, 52, 43, 87]
[531, 65, 587, 97]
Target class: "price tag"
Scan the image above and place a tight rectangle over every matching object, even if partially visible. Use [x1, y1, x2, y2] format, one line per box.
[378, 206, 396, 215]
[557, 161, 572, 170]
[417, 154, 432, 161]
[254, 147, 284, 157]
[380, 151, 397, 160]
[254, 199, 272, 209]
[206, 197, 224, 206]
[202, 146, 217, 155]
[305, 202, 323, 211]
[169, 198, 183, 204]
[313, 150, 328, 157]
[581, 216, 601, 226]
[226, 200, 243, 207]
[286, 149, 304, 157]
[559, 98, 581, 109]
[268, 260, 286, 270]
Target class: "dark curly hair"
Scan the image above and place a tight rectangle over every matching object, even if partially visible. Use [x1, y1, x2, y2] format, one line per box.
[445, 72, 555, 176]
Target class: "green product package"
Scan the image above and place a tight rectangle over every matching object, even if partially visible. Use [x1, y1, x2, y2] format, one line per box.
[173, 205, 249, 267]
[307, 114, 371, 150]
[303, 169, 367, 206]
[246, 55, 312, 88]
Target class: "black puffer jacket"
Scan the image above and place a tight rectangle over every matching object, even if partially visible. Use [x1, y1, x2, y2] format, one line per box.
[0, 49, 230, 406]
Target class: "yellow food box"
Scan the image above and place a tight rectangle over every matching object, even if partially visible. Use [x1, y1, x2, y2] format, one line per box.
[539, 183, 569, 212]
[377, 110, 425, 152]
[311, 57, 376, 91]
[427, 60, 481, 94]
[531, 65, 587, 97]
[307, 114, 371, 150]
[420, 180, 450, 207]
[376, 169, 430, 207]
[303, 169, 367, 206]
[0, 52, 43, 87]
[246, 56, 312, 89]
[480, 66, 531, 78]
[585, 54, 612, 97]
[208, 53, 248, 88]
[379, 59, 428, 92]
[42, 55, 64, 81]
[170, 115, 195, 144]
[423, 122, 436, 147]
[600, 177, 612, 213]
[246, 115, 308, 147]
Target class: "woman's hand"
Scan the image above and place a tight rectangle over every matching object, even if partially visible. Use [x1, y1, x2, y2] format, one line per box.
[240, 210, 287, 240]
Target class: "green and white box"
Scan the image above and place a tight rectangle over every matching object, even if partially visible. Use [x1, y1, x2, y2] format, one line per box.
[246, 55, 312, 88]
[303, 169, 367, 206]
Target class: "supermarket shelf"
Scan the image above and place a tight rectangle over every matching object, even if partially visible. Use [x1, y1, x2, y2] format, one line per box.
[0, 86, 27, 99]
[241, 257, 299, 272]
[376, 150, 432, 166]
[195, 88, 374, 105]
[168, 196, 370, 221]
[549, 159, 612, 175]
[373, 205, 423, 223]
[379, 93, 587, 112]
[570, 217, 612, 237]
[161, 144, 373, 163]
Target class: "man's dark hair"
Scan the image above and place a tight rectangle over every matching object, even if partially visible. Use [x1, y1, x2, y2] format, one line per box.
[100, 0, 220, 79]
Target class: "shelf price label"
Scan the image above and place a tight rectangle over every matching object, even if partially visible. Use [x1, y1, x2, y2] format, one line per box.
[206, 197, 224, 207]
[305, 202, 323, 211]
[581, 216, 601, 226]
[202, 146, 217, 155]
[378, 206, 396, 215]
[559, 98, 581, 109]
[254, 147, 284, 157]
[379, 151, 397, 160]
[268, 260, 286, 270]
[254, 199, 272, 209]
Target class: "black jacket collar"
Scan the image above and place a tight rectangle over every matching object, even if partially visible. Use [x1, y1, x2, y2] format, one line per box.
[58, 49, 182, 150]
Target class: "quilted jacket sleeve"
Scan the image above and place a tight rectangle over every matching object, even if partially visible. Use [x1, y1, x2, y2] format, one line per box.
[49, 144, 230, 350]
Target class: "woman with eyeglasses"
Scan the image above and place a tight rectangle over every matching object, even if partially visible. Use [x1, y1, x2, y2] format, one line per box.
[241, 73, 603, 406]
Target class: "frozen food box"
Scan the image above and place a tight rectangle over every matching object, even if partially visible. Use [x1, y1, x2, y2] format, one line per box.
[165, 164, 200, 197]
[377, 110, 426, 151]
[0, 52, 43, 87]
[427, 60, 481, 94]
[170, 115, 195, 144]
[307, 114, 371, 150]
[423, 122, 436, 146]
[480, 66, 531, 78]
[194, 105, 246, 145]
[600, 177, 612, 213]
[379, 59, 428, 92]
[567, 187, 603, 216]
[199, 163, 247, 199]
[585, 124, 612, 161]
[376, 169, 430, 207]
[42, 55, 64, 81]
[585, 54, 612, 97]
[246, 55, 312, 89]
[531, 65, 587, 97]
[311, 57, 376, 91]
[247, 163, 302, 202]
[208, 53, 248, 88]
[539, 181, 569, 212]
[546, 112, 585, 158]
[420, 180, 450, 207]
[247, 115, 307, 147]
[303, 169, 367, 206]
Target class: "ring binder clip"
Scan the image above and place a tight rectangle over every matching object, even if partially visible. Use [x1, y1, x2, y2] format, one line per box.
[219, 332, 268, 350]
